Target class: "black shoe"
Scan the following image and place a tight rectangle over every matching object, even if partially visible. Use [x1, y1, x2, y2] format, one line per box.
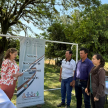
[57, 102, 65, 107]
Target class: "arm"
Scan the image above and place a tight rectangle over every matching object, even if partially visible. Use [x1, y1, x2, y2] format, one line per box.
[12, 73, 23, 78]
[73, 67, 77, 80]
[87, 74, 90, 93]
[59, 67, 62, 82]
[0, 60, 8, 78]
[85, 74, 90, 95]
[73, 60, 76, 78]
[95, 69, 105, 99]
[70, 70, 76, 87]
[70, 62, 77, 87]
[0, 60, 8, 85]
[13, 63, 23, 78]
[73, 71, 75, 78]
[88, 62, 94, 75]
[85, 64, 94, 95]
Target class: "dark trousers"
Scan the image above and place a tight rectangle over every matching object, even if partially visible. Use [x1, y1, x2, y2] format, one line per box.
[75, 80, 91, 108]
[61, 77, 73, 106]
[91, 93, 105, 108]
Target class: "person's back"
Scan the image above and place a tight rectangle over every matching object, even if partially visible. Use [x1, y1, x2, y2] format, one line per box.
[0, 88, 16, 108]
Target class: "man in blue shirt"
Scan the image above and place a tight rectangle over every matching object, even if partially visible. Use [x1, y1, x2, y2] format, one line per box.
[70, 48, 94, 108]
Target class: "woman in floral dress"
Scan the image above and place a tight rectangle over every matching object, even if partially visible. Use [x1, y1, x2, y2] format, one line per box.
[0, 48, 23, 100]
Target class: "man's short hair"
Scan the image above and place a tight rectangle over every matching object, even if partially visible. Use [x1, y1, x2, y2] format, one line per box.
[66, 50, 73, 54]
[80, 48, 89, 54]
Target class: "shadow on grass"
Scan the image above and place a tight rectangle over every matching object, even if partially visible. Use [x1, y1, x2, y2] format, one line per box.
[12, 90, 108, 108]
[28, 90, 77, 108]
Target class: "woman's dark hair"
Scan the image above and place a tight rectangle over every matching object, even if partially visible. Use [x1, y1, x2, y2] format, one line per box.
[92, 54, 105, 74]
[94, 54, 105, 67]
[5, 48, 17, 59]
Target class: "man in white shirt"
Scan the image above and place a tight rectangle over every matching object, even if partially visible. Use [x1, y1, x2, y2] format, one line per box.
[57, 50, 76, 108]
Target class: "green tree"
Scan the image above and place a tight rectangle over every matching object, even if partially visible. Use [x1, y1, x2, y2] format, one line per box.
[0, 0, 100, 66]
[44, 22, 68, 61]
[69, 4, 108, 60]
[43, 22, 77, 63]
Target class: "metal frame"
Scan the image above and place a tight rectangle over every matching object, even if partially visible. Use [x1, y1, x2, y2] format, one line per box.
[0, 34, 78, 92]
[0, 34, 78, 62]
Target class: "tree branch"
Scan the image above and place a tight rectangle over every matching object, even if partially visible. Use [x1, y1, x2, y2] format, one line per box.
[9, 0, 17, 18]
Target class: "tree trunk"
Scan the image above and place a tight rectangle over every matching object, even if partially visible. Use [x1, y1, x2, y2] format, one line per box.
[55, 57, 58, 65]
[49, 59, 50, 65]
[0, 21, 9, 67]
[0, 37, 8, 68]
[0, 51, 4, 67]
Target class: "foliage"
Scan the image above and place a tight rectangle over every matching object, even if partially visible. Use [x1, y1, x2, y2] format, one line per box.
[70, 4, 108, 60]
[0, 0, 101, 67]
[42, 3, 108, 61]
[43, 22, 72, 60]
[0, 0, 100, 35]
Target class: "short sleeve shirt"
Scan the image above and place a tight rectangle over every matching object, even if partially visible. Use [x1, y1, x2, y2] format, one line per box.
[0, 59, 19, 85]
[61, 59, 76, 79]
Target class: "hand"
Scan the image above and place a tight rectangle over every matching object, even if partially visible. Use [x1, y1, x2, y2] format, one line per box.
[19, 73, 23, 77]
[70, 80, 75, 87]
[59, 77, 61, 82]
[17, 73, 23, 77]
[12, 73, 19, 78]
[13, 73, 23, 78]
[94, 97, 99, 101]
[85, 88, 90, 95]
[85, 88, 88, 93]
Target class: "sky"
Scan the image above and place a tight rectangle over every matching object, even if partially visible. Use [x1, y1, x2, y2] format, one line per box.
[101, 0, 108, 4]
[19, 0, 108, 37]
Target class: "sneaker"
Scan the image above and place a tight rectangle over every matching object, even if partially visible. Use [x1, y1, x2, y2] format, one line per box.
[65, 105, 70, 108]
[57, 102, 65, 107]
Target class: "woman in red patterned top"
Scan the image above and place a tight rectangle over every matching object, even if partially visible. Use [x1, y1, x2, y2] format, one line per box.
[0, 48, 23, 100]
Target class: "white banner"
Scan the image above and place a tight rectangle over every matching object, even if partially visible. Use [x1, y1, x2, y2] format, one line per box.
[16, 37, 45, 108]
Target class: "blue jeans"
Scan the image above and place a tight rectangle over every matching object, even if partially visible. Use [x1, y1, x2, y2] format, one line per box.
[61, 77, 73, 106]
[75, 80, 91, 108]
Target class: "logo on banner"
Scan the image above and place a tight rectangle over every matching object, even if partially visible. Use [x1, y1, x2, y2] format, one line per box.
[23, 83, 28, 89]
[22, 91, 40, 99]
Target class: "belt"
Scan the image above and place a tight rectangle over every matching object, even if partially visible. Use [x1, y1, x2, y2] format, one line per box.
[76, 78, 87, 82]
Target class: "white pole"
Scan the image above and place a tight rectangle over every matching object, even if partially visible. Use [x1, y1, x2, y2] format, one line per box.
[71, 45, 73, 50]
[0, 34, 23, 38]
[46, 40, 78, 45]
[0, 34, 78, 45]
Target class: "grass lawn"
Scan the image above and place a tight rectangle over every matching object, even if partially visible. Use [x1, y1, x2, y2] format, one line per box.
[10, 64, 108, 108]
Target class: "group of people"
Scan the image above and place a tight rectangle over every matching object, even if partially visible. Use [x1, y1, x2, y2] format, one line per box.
[57, 48, 105, 108]
[0, 47, 106, 108]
